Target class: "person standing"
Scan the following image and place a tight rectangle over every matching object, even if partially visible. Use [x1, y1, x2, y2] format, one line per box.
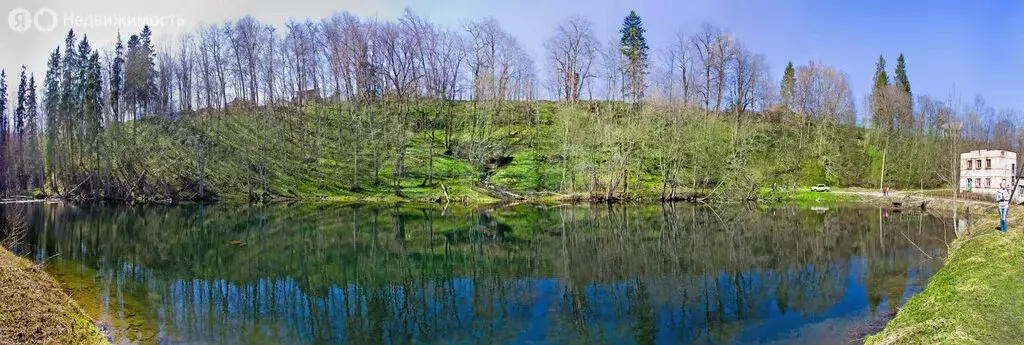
[997, 180, 1010, 233]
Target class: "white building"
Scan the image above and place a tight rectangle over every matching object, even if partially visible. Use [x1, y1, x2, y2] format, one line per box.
[960, 149, 1018, 195]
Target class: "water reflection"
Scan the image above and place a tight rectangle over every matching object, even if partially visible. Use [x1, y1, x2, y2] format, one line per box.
[3, 203, 954, 344]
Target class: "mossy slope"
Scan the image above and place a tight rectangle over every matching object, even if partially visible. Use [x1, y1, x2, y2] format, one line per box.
[0, 248, 107, 345]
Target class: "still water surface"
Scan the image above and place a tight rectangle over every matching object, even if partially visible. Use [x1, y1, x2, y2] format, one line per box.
[2, 203, 957, 344]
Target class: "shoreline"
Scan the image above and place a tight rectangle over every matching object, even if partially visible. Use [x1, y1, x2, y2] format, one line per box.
[865, 197, 1023, 344]
[0, 247, 108, 344]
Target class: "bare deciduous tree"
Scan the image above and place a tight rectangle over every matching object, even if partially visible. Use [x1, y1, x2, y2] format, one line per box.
[544, 15, 599, 103]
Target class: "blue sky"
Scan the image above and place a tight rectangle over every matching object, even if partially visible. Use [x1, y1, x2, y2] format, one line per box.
[3, 0, 1023, 114]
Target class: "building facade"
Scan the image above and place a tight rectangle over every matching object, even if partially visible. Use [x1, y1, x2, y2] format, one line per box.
[960, 149, 1018, 195]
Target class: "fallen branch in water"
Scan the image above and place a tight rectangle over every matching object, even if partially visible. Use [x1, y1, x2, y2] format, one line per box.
[901, 231, 934, 260]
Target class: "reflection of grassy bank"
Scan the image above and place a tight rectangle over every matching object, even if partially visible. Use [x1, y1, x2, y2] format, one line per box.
[46, 261, 160, 344]
[760, 189, 858, 205]
[0, 248, 107, 344]
[867, 208, 1024, 344]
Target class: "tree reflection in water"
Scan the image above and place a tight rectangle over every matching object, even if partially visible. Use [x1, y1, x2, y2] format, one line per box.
[6, 203, 954, 344]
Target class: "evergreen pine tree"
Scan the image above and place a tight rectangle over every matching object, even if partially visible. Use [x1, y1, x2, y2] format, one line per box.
[60, 30, 78, 167]
[15, 67, 26, 139]
[891, 53, 913, 130]
[781, 61, 796, 111]
[110, 33, 125, 122]
[125, 34, 140, 119]
[873, 55, 890, 89]
[870, 55, 891, 130]
[84, 51, 104, 156]
[619, 10, 648, 105]
[140, 25, 157, 115]
[15, 66, 27, 190]
[26, 75, 37, 136]
[77, 35, 93, 155]
[894, 53, 910, 95]
[44, 47, 62, 191]
[26, 74, 40, 188]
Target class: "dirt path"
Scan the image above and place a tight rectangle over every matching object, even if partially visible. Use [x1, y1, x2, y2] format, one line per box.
[834, 190, 991, 206]
[830, 190, 996, 216]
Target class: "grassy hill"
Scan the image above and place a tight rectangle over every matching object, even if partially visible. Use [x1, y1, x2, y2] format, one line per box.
[38, 101, 957, 204]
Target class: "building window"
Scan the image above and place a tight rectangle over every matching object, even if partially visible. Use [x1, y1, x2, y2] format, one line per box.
[976, 178, 981, 188]
[986, 159, 992, 169]
[978, 160, 983, 169]
[967, 160, 973, 169]
[986, 178, 991, 187]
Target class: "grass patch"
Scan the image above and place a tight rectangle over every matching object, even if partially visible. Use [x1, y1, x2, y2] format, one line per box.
[490, 150, 561, 192]
[0, 248, 107, 344]
[760, 188, 857, 205]
[865, 207, 1024, 344]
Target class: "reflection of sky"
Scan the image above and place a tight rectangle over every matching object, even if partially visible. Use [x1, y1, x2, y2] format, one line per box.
[112, 249, 939, 344]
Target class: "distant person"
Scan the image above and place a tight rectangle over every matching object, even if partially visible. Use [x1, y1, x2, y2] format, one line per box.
[883, 186, 889, 197]
[996, 180, 1010, 233]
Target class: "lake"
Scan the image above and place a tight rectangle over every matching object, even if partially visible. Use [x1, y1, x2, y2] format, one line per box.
[0, 202, 958, 344]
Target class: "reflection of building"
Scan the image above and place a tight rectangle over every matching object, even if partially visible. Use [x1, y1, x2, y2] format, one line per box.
[959, 149, 1018, 195]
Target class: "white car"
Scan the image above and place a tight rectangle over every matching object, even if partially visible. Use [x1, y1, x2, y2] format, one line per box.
[810, 184, 830, 192]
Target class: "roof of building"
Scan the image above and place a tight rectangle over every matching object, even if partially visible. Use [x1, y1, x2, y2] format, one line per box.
[961, 149, 1017, 158]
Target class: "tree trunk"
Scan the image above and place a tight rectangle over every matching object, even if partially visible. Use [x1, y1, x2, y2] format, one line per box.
[351, 103, 360, 191]
[428, 128, 435, 186]
[879, 139, 888, 192]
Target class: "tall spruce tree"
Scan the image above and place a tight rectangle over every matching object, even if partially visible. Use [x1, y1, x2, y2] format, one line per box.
[619, 10, 648, 105]
[892, 53, 912, 130]
[870, 55, 890, 130]
[139, 25, 157, 115]
[60, 30, 79, 170]
[44, 47, 61, 192]
[84, 51, 103, 159]
[77, 35, 93, 158]
[15, 67, 26, 139]
[873, 55, 890, 90]
[125, 27, 157, 118]
[110, 33, 125, 122]
[781, 61, 796, 111]
[125, 34, 140, 119]
[15, 66, 27, 189]
[894, 53, 910, 95]
[26, 74, 39, 188]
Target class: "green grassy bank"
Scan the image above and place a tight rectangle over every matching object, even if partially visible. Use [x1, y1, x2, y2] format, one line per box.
[27, 100, 967, 205]
[866, 206, 1024, 344]
[0, 247, 107, 344]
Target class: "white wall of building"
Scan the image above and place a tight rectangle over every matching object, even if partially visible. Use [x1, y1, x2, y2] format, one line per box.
[960, 149, 1019, 196]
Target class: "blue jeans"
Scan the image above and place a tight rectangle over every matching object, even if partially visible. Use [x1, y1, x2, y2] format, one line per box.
[1000, 207, 1009, 233]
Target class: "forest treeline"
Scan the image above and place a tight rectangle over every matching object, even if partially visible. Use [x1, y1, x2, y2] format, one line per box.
[0, 9, 1016, 202]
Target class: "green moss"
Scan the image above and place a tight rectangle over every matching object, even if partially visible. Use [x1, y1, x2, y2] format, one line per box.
[490, 151, 561, 192]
